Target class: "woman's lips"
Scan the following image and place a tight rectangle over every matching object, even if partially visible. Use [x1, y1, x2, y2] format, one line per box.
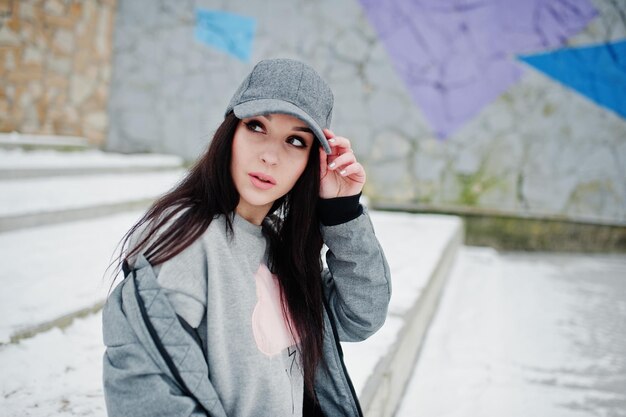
[249, 172, 276, 190]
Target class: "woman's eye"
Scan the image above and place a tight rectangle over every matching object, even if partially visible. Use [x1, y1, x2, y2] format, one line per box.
[288, 136, 306, 148]
[245, 121, 264, 133]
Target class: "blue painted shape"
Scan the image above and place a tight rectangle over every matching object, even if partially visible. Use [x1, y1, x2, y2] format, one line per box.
[195, 9, 256, 61]
[519, 40, 626, 119]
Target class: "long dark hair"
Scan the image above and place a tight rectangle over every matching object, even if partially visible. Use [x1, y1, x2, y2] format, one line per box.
[112, 111, 324, 397]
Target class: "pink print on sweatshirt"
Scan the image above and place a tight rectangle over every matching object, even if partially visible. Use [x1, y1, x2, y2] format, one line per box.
[252, 264, 300, 357]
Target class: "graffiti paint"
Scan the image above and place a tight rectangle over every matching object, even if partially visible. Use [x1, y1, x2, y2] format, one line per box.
[195, 9, 256, 62]
[520, 40, 626, 120]
[357, 0, 597, 138]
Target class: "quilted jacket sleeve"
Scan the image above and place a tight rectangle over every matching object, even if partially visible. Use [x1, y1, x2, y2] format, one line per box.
[102, 269, 225, 417]
[102, 276, 217, 417]
[321, 208, 391, 342]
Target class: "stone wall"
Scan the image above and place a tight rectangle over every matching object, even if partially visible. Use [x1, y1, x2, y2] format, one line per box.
[106, 0, 626, 225]
[0, 0, 116, 145]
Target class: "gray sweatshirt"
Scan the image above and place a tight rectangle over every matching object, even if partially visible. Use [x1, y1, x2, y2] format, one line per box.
[130, 214, 303, 416]
[105, 208, 391, 416]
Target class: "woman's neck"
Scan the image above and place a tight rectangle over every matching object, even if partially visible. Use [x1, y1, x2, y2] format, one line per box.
[235, 203, 271, 225]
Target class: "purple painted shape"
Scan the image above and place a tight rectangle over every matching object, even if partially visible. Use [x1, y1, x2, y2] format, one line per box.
[358, 0, 597, 138]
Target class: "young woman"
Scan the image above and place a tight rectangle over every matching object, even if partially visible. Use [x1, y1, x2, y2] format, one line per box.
[102, 58, 391, 417]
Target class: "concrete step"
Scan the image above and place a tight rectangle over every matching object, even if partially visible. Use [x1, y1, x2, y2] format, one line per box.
[0, 148, 187, 232]
[0, 210, 463, 417]
[346, 211, 464, 417]
[0, 171, 186, 232]
[0, 211, 145, 344]
[0, 148, 185, 179]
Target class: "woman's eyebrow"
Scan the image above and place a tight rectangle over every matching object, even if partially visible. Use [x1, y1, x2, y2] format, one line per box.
[293, 126, 313, 134]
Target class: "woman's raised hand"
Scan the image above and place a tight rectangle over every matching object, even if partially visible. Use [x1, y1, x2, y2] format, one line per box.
[319, 128, 366, 199]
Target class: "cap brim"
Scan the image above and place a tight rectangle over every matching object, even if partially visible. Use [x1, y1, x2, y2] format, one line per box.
[233, 99, 331, 154]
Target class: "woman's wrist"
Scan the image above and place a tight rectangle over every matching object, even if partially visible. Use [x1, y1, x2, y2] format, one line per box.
[317, 192, 363, 226]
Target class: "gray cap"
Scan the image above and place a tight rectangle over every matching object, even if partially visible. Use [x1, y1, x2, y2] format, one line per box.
[225, 58, 334, 154]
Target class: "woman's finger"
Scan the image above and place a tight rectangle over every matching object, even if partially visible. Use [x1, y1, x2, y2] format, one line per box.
[328, 136, 352, 154]
[338, 162, 365, 180]
[328, 152, 356, 171]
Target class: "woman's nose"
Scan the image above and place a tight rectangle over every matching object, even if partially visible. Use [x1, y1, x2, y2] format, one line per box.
[260, 146, 279, 166]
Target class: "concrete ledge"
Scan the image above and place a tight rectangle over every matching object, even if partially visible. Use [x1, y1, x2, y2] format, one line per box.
[0, 132, 91, 149]
[0, 199, 155, 232]
[361, 221, 463, 416]
[0, 148, 185, 179]
[0, 208, 464, 417]
[0, 211, 143, 344]
[342, 212, 464, 417]
[5, 301, 105, 345]
[0, 165, 184, 180]
[0, 169, 185, 232]
[373, 202, 626, 252]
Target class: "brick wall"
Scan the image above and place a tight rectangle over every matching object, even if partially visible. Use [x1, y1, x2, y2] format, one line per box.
[0, 0, 116, 145]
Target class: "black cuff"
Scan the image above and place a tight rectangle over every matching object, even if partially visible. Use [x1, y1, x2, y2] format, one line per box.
[318, 193, 363, 226]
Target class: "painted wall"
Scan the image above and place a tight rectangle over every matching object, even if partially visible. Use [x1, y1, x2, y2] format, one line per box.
[106, 0, 626, 225]
[0, 0, 116, 144]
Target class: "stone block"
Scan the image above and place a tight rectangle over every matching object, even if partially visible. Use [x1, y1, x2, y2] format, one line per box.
[0, 24, 20, 46]
[48, 54, 72, 74]
[52, 117, 82, 136]
[47, 73, 69, 89]
[0, 98, 9, 116]
[0, 0, 13, 17]
[19, 20, 43, 47]
[22, 45, 42, 64]
[19, 2, 36, 21]
[0, 46, 18, 74]
[70, 74, 94, 106]
[43, 14, 75, 30]
[77, 2, 98, 49]
[85, 111, 107, 131]
[28, 81, 43, 99]
[3, 2, 19, 32]
[52, 28, 74, 55]
[8, 64, 43, 81]
[0, 118, 17, 132]
[83, 125, 106, 145]
[73, 50, 91, 73]
[96, 7, 111, 60]
[80, 86, 107, 114]
[35, 95, 48, 126]
[44, 0, 67, 17]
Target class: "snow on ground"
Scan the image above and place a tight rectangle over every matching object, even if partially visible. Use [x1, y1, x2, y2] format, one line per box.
[397, 247, 626, 417]
[344, 211, 462, 396]
[0, 209, 460, 415]
[0, 171, 185, 217]
[0, 212, 143, 342]
[1, 146, 623, 416]
[0, 148, 183, 170]
[0, 314, 106, 417]
[2, 239, 624, 416]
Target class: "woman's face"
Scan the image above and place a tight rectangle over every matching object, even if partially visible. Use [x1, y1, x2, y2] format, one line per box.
[231, 113, 315, 224]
